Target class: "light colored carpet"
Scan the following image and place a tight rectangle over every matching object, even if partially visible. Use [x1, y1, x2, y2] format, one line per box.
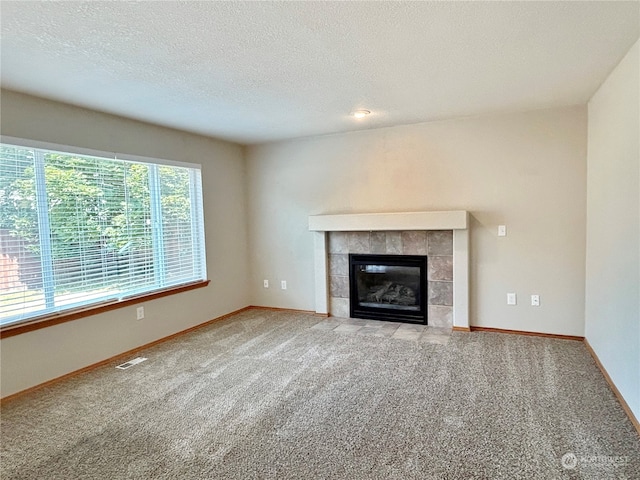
[1, 309, 638, 479]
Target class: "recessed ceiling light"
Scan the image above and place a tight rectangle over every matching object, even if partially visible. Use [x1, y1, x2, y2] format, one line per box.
[351, 109, 371, 119]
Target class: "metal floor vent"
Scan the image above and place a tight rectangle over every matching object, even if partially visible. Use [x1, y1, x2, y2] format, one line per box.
[116, 357, 147, 370]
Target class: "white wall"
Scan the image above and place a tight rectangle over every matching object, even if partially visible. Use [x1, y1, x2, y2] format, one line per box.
[246, 106, 587, 336]
[0, 90, 249, 398]
[585, 40, 640, 420]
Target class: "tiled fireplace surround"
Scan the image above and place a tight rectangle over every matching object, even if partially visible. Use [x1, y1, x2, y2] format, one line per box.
[309, 211, 470, 330]
[327, 230, 454, 327]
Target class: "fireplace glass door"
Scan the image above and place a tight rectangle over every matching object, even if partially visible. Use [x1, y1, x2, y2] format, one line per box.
[349, 254, 427, 324]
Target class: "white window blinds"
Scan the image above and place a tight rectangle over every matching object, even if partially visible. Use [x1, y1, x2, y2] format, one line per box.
[0, 140, 206, 327]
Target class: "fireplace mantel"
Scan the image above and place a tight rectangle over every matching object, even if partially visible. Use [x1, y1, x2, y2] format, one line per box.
[309, 210, 468, 232]
[309, 211, 470, 329]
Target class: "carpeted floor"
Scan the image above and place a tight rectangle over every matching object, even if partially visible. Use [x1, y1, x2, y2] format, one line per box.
[1, 309, 639, 479]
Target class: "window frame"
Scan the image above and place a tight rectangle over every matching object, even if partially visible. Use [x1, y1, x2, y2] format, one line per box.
[0, 136, 209, 336]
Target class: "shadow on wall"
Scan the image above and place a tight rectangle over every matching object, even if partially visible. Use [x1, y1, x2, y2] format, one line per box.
[468, 212, 502, 326]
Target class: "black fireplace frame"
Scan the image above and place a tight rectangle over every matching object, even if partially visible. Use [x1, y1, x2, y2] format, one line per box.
[349, 254, 428, 324]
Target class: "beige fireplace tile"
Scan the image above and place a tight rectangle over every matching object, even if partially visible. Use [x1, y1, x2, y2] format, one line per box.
[401, 231, 427, 255]
[428, 305, 453, 327]
[312, 317, 452, 342]
[428, 230, 453, 255]
[380, 322, 401, 333]
[348, 232, 371, 253]
[333, 323, 362, 334]
[329, 275, 349, 298]
[428, 256, 453, 281]
[342, 318, 368, 326]
[326, 229, 460, 324]
[329, 297, 349, 318]
[397, 323, 424, 332]
[384, 231, 402, 254]
[429, 281, 453, 306]
[364, 319, 388, 328]
[371, 232, 387, 254]
[329, 254, 349, 276]
[328, 232, 349, 254]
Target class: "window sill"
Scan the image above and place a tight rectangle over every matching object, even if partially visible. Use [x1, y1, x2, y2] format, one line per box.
[0, 280, 211, 339]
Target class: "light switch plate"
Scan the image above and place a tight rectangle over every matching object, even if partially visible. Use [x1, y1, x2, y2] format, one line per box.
[498, 225, 507, 237]
[507, 293, 517, 305]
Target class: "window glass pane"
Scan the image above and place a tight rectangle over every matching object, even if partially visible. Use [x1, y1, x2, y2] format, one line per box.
[0, 142, 206, 327]
[118, 162, 155, 294]
[0, 146, 45, 319]
[159, 165, 196, 285]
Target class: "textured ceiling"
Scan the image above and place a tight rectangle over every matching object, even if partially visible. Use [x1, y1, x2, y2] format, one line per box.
[1, 1, 639, 145]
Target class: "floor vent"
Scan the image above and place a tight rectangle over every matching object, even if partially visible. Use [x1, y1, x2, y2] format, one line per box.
[116, 357, 147, 370]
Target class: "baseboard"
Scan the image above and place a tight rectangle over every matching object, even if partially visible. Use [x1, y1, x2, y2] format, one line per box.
[469, 326, 584, 341]
[583, 339, 640, 436]
[0, 306, 252, 404]
[452, 326, 471, 332]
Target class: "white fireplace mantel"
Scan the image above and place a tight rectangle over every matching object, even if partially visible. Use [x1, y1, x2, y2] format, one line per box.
[308, 211, 470, 329]
[309, 210, 468, 232]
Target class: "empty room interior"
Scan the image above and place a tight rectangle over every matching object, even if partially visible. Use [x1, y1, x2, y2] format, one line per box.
[1, 1, 639, 479]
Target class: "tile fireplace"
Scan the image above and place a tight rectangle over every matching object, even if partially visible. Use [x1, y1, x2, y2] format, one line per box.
[308, 211, 470, 330]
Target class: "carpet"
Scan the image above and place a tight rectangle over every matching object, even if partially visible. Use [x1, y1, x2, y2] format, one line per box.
[1, 309, 639, 479]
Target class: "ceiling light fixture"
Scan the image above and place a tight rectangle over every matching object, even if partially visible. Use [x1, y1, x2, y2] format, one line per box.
[351, 109, 371, 119]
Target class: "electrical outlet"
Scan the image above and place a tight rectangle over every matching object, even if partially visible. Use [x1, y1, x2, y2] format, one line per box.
[136, 306, 145, 320]
[507, 293, 517, 305]
[281, 280, 287, 290]
[263, 279, 269, 288]
[498, 225, 507, 237]
[531, 295, 540, 306]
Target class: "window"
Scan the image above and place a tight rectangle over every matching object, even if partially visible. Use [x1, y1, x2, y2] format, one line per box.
[0, 138, 206, 328]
